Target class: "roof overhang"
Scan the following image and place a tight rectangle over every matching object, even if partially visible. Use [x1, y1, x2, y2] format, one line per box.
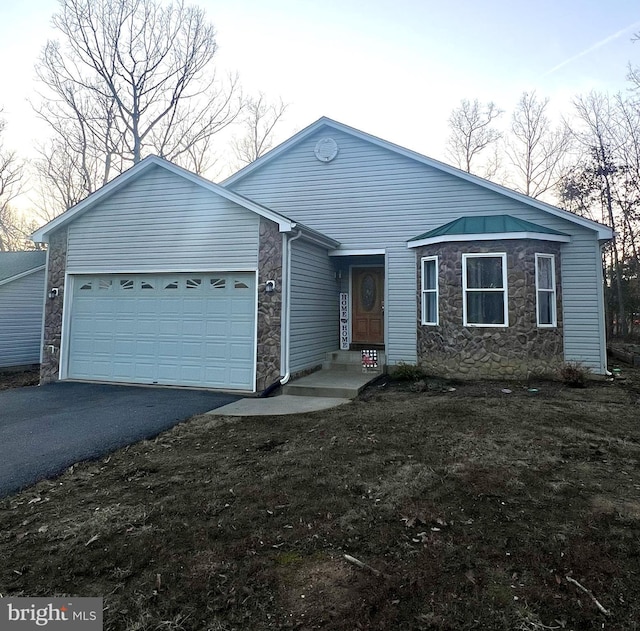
[408, 231, 571, 249]
[293, 223, 340, 249]
[31, 156, 297, 244]
[0, 265, 46, 287]
[328, 248, 385, 256]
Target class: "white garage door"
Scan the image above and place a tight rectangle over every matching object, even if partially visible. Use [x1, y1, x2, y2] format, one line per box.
[67, 273, 256, 390]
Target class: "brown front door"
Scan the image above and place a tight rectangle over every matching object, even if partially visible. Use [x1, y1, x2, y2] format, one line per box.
[352, 267, 384, 345]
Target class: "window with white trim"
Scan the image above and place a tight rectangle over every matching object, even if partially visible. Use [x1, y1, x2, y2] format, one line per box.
[535, 253, 557, 327]
[462, 253, 508, 326]
[421, 256, 438, 325]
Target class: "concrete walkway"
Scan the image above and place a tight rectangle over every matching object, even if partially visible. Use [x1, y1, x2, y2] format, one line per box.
[282, 369, 380, 398]
[210, 394, 351, 416]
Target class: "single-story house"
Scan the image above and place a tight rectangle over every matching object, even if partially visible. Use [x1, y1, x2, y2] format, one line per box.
[0, 251, 46, 370]
[31, 118, 613, 392]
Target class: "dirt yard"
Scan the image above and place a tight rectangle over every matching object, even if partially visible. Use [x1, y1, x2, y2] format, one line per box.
[0, 367, 39, 390]
[1, 364, 639, 630]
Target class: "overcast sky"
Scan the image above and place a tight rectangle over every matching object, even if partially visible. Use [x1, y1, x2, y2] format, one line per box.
[1, 0, 639, 183]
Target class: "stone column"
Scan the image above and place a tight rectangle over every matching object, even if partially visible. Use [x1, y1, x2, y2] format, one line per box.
[256, 218, 283, 391]
[41, 228, 68, 384]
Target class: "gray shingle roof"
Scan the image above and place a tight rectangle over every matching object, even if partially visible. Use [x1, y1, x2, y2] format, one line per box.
[0, 251, 46, 283]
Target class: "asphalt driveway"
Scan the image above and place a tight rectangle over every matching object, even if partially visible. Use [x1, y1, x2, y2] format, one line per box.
[0, 382, 239, 498]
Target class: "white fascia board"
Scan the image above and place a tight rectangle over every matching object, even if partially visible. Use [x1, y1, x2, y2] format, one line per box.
[31, 156, 295, 243]
[223, 117, 613, 240]
[0, 265, 46, 287]
[407, 232, 572, 249]
[328, 248, 386, 256]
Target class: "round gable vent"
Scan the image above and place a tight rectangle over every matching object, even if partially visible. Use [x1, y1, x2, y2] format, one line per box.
[314, 137, 338, 162]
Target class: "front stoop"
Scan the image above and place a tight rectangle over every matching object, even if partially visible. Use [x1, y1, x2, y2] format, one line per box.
[283, 351, 385, 398]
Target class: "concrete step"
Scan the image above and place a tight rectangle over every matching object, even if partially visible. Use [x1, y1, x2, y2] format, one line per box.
[323, 350, 386, 372]
[321, 362, 385, 373]
[282, 368, 381, 399]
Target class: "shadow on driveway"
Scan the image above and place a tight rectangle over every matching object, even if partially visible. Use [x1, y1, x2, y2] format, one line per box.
[0, 382, 239, 498]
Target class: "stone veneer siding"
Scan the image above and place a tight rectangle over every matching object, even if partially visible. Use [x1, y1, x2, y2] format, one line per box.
[41, 227, 68, 384]
[256, 218, 283, 391]
[417, 240, 563, 379]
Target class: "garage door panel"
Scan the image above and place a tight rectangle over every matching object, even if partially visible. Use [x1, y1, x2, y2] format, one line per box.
[113, 364, 136, 380]
[133, 363, 156, 380]
[135, 319, 158, 334]
[205, 342, 227, 360]
[229, 368, 253, 388]
[158, 320, 181, 335]
[181, 342, 204, 358]
[204, 366, 227, 383]
[157, 363, 181, 381]
[68, 273, 256, 390]
[205, 319, 232, 335]
[157, 339, 181, 356]
[231, 300, 254, 315]
[183, 321, 205, 335]
[231, 344, 253, 358]
[229, 320, 254, 336]
[133, 339, 157, 357]
[115, 301, 137, 316]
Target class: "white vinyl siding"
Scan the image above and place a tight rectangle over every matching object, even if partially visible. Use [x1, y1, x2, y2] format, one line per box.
[66, 272, 256, 390]
[536, 253, 557, 327]
[0, 270, 45, 368]
[229, 127, 607, 372]
[66, 165, 260, 273]
[289, 240, 339, 373]
[421, 256, 438, 325]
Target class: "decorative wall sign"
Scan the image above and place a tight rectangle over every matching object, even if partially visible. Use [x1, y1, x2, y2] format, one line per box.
[340, 292, 349, 350]
[361, 349, 378, 372]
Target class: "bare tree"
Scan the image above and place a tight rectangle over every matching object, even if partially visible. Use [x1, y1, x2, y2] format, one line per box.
[505, 91, 571, 199]
[34, 0, 244, 215]
[233, 94, 288, 165]
[0, 115, 27, 251]
[446, 99, 503, 176]
[563, 92, 628, 335]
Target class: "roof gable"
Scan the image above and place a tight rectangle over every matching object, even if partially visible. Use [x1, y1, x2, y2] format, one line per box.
[223, 117, 613, 241]
[30, 156, 298, 243]
[0, 251, 46, 285]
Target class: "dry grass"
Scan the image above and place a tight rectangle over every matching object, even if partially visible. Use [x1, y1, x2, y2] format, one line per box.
[1, 367, 639, 630]
[0, 368, 39, 390]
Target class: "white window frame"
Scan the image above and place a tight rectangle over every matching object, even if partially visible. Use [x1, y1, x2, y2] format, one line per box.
[535, 253, 557, 328]
[462, 252, 508, 327]
[421, 256, 439, 325]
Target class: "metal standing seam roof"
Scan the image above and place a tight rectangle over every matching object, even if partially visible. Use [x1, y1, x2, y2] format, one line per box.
[0, 251, 46, 284]
[409, 214, 571, 243]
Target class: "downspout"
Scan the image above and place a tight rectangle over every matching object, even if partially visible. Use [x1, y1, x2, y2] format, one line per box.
[279, 229, 303, 386]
